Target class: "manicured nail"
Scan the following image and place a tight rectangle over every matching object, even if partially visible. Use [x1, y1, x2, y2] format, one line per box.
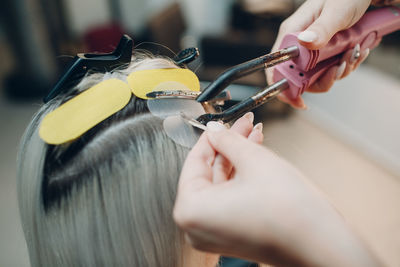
[335, 61, 346, 80]
[350, 44, 361, 64]
[360, 48, 370, 63]
[298, 31, 318, 43]
[207, 121, 226, 132]
[253, 122, 263, 132]
[244, 112, 254, 124]
[296, 97, 307, 110]
[297, 101, 308, 110]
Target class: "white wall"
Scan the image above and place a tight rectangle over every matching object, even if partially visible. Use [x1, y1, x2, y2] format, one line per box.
[302, 66, 400, 176]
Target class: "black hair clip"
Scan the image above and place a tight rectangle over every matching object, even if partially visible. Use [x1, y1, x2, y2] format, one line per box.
[43, 34, 134, 103]
[173, 47, 200, 66]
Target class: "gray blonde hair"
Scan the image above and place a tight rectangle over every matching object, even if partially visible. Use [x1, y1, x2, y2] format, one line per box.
[17, 53, 204, 266]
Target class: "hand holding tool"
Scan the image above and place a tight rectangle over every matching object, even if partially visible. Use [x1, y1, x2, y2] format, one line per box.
[274, 6, 400, 100]
[194, 6, 400, 125]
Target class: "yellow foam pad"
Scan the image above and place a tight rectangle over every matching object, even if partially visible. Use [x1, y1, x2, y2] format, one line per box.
[127, 68, 200, 99]
[39, 79, 132, 145]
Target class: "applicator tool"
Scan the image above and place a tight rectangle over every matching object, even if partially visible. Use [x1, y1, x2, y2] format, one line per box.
[195, 6, 400, 124]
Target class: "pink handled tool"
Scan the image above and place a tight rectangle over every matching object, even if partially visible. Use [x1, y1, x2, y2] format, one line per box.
[191, 7, 400, 125]
[274, 6, 400, 100]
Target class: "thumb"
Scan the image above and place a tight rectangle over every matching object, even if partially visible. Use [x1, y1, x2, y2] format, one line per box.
[206, 122, 260, 170]
[298, 6, 355, 50]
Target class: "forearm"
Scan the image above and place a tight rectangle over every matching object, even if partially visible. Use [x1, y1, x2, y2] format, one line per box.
[226, 194, 384, 267]
[258, 200, 384, 267]
[292, 219, 383, 267]
[238, 216, 383, 267]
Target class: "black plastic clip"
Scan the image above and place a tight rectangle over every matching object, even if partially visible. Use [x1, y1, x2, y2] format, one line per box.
[173, 47, 200, 66]
[43, 34, 133, 103]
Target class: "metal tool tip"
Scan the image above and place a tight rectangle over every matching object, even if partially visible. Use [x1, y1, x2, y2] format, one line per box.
[180, 112, 207, 130]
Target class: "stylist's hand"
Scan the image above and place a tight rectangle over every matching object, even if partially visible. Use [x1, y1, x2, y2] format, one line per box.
[174, 115, 381, 266]
[266, 0, 371, 109]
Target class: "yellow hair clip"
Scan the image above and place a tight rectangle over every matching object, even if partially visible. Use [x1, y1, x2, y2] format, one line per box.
[39, 69, 200, 145]
[39, 79, 131, 145]
[128, 68, 200, 99]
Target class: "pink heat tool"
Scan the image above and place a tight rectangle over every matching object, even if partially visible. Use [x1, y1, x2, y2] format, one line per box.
[274, 6, 400, 100]
[193, 7, 400, 125]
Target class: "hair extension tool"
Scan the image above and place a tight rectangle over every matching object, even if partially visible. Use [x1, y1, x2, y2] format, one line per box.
[195, 6, 400, 124]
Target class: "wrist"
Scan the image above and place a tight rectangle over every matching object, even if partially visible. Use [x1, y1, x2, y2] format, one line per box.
[285, 208, 381, 267]
[255, 186, 382, 267]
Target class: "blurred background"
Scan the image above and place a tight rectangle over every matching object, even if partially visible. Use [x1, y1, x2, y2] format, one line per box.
[0, 0, 399, 266]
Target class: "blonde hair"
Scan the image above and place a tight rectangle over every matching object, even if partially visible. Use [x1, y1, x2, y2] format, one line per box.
[17, 53, 208, 266]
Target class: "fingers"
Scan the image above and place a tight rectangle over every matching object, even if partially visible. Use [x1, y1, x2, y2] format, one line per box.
[298, 0, 370, 50]
[179, 133, 215, 191]
[306, 64, 340, 93]
[226, 122, 264, 179]
[274, 0, 323, 51]
[269, 0, 370, 92]
[277, 94, 307, 109]
[181, 112, 265, 188]
[212, 112, 254, 183]
[175, 132, 220, 234]
[206, 126, 260, 171]
[297, 1, 367, 50]
[274, 44, 369, 105]
[230, 112, 254, 135]
[248, 123, 264, 144]
[339, 44, 361, 79]
[306, 44, 370, 93]
[298, 13, 345, 50]
[353, 48, 370, 70]
[267, 0, 322, 85]
[338, 46, 370, 79]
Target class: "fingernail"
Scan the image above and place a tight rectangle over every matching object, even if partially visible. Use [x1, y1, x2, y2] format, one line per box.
[296, 97, 307, 110]
[253, 122, 263, 132]
[300, 103, 308, 110]
[297, 101, 308, 110]
[350, 44, 361, 64]
[298, 31, 318, 43]
[207, 121, 226, 132]
[244, 112, 254, 123]
[360, 48, 370, 63]
[335, 61, 346, 80]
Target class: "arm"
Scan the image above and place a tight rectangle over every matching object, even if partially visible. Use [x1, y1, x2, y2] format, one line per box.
[174, 122, 383, 266]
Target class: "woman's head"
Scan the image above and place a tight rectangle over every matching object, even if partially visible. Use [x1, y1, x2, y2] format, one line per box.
[17, 53, 218, 266]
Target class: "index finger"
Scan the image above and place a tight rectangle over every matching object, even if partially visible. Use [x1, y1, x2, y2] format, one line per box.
[274, 0, 321, 50]
[267, 1, 321, 85]
[179, 133, 216, 190]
